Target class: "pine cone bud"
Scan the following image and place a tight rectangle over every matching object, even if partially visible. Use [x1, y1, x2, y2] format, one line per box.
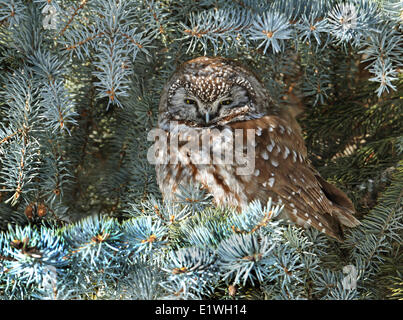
[228, 284, 237, 297]
[37, 203, 47, 217]
[24, 204, 34, 220]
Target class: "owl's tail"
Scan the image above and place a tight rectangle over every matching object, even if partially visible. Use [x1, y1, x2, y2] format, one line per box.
[315, 175, 361, 233]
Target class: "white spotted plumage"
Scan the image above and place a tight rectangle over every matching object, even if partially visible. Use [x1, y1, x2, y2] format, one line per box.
[157, 56, 360, 242]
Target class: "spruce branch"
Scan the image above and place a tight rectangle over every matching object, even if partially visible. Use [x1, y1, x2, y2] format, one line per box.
[249, 11, 293, 54]
[345, 163, 403, 293]
[58, 0, 88, 38]
[0, 0, 401, 300]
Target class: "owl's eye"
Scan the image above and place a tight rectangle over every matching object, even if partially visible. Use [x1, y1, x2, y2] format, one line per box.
[184, 99, 196, 105]
[220, 99, 232, 106]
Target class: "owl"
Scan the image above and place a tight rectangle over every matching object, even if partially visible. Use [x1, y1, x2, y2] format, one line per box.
[155, 56, 359, 241]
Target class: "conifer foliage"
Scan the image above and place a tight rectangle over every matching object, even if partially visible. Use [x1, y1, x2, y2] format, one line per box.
[0, 0, 402, 299]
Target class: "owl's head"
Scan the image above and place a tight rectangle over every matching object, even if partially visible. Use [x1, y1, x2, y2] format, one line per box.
[158, 57, 271, 129]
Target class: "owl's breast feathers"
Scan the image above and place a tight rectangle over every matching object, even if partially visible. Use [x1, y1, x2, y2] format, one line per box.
[156, 115, 360, 241]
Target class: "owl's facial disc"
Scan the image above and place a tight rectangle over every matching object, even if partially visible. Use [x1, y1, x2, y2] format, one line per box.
[168, 84, 254, 127]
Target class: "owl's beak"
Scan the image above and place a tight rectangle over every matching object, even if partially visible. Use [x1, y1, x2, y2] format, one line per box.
[205, 112, 210, 124]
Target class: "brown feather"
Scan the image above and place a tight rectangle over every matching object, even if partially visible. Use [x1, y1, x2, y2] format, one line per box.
[229, 115, 359, 241]
[156, 57, 360, 242]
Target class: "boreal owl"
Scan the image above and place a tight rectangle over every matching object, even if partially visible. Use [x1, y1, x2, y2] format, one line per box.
[155, 56, 359, 241]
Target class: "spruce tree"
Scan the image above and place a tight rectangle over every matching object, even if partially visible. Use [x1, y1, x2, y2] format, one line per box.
[0, 0, 402, 300]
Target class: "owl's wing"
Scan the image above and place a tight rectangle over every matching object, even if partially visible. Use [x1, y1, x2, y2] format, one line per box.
[230, 115, 360, 241]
